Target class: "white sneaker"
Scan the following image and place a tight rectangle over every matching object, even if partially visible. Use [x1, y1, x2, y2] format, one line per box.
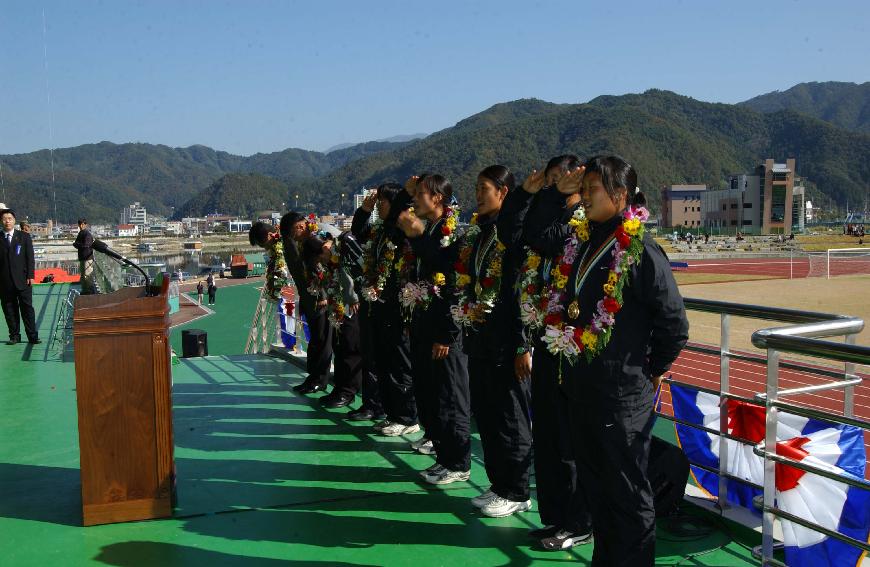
[480, 496, 532, 518]
[471, 489, 497, 508]
[424, 468, 470, 485]
[373, 419, 392, 431]
[410, 438, 436, 455]
[380, 422, 421, 437]
[419, 463, 445, 478]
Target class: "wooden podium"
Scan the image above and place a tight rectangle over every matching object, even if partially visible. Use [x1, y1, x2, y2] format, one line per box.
[73, 286, 175, 526]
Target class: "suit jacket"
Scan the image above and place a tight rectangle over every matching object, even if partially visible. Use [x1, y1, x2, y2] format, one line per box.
[1, 229, 35, 292]
[281, 235, 317, 317]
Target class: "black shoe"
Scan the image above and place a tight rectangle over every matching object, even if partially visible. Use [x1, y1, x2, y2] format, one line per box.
[6, 337, 20, 345]
[539, 529, 593, 551]
[347, 406, 386, 421]
[321, 392, 355, 409]
[297, 383, 327, 395]
[28, 338, 41, 345]
[292, 381, 312, 393]
[528, 525, 558, 539]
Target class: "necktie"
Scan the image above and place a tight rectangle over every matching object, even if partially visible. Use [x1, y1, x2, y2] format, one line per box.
[5, 233, 10, 247]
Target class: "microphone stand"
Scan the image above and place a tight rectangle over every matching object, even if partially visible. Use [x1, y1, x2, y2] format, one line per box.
[92, 240, 152, 294]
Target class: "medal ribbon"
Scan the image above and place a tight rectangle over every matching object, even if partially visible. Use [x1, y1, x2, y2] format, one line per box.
[572, 236, 616, 298]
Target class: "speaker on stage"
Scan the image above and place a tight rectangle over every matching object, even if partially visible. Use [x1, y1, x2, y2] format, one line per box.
[181, 329, 208, 357]
[648, 437, 690, 517]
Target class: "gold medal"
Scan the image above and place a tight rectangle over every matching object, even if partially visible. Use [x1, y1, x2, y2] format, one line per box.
[474, 281, 483, 297]
[567, 300, 580, 320]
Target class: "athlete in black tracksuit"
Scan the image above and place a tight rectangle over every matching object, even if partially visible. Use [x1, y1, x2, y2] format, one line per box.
[408, 214, 471, 475]
[516, 185, 594, 543]
[560, 211, 688, 566]
[351, 201, 418, 428]
[464, 204, 533, 508]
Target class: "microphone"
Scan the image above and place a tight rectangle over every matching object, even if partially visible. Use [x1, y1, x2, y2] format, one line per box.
[92, 239, 152, 291]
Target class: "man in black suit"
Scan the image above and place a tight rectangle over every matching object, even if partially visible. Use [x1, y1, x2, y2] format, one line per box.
[0, 208, 40, 345]
[279, 211, 333, 394]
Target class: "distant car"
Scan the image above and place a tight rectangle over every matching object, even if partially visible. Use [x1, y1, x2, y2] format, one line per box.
[170, 271, 191, 282]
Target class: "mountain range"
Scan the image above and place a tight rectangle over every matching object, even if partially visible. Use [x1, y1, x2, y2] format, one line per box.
[1, 81, 867, 223]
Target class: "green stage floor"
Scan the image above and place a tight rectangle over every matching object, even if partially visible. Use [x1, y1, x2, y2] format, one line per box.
[0, 284, 761, 566]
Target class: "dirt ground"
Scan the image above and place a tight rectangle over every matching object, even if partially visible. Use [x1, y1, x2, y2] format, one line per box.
[679, 274, 869, 369]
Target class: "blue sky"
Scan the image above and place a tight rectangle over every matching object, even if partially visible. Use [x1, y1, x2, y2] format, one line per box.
[1, 0, 868, 156]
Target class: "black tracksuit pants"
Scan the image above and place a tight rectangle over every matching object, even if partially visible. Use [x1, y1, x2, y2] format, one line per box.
[1, 284, 37, 341]
[569, 398, 656, 566]
[531, 348, 591, 533]
[330, 314, 362, 397]
[358, 305, 383, 414]
[305, 307, 334, 388]
[468, 356, 532, 502]
[373, 313, 416, 426]
[411, 328, 471, 472]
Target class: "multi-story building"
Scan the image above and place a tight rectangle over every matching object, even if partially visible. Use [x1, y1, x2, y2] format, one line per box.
[660, 185, 706, 229]
[121, 202, 147, 228]
[701, 159, 800, 234]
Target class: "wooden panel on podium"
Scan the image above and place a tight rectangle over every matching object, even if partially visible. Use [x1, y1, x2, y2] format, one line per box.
[73, 286, 175, 526]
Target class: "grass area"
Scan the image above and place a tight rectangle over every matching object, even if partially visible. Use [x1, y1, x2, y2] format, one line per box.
[795, 234, 868, 252]
[170, 281, 263, 356]
[673, 272, 773, 285]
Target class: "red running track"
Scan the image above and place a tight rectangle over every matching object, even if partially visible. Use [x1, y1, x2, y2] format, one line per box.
[659, 345, 870, 479]
[682, 256, 870, 279]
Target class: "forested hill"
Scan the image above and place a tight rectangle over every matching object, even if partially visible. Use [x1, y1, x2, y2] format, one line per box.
[2, 82, 867, 223]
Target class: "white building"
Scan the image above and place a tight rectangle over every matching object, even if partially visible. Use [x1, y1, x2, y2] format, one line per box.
[122, 202, 147, 228]
[116, 224, 139, 237]
[228, 220, 253, 233]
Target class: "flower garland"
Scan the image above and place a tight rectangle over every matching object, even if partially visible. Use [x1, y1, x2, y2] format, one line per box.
[264, 238, 289, 302]
[438, 205, 461, 248]
[360, 223, 396, 302]
[305, 261, 327, 297]
[516, 246, 548, 330]
[450, 213, 507, 328]
[322, 250, 347, 329]
[540, 206, 649, 368]
[305, 213, 319, 235]
[398, 272, 444, 321]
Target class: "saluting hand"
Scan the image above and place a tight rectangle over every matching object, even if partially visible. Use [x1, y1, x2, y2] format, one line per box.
[350, 302, 360, 315]
[556, 166, 586, 195]
[404, 175, 420, 197]
[522, 169, 546, 194]
[396, 210, 425, 238]
[361, 190, 378, 212]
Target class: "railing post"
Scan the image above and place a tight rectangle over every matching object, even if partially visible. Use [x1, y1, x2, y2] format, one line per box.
[718, 313, 730, 510]
[762, 348, 780, 565]
[844, 333, 856, 418]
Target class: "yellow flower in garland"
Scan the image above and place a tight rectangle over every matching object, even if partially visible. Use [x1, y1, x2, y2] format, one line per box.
[445, 216, 457, 231]
[496, 241, 506, 252]
[470, 213, 479, 226]
[581, 329, 598, 350]
[384, 249, 395, 261]
[432, 272, 446, 286]
[575, 218, 590, 241]
[603, 283, 615, 296]
[623, 218, 641, 236]
[552, 272, 568, 290]
[527, 253, 541, 271]
[489, 258, 503, 277]
[456, 273, 472, 288]
[396, 257, 405, 272]
[607, 272, 618, 285]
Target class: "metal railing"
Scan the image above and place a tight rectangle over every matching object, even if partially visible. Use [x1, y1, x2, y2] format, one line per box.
[654, 297, 868, 566]
[751, 317, 869, 566]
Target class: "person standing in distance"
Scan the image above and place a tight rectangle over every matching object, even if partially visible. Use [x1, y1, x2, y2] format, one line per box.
[0, 208, 40, 345]
[72, 218, 95, 295]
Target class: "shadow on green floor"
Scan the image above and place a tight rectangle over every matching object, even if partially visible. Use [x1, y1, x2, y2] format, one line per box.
[95, 541, 377, 566]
